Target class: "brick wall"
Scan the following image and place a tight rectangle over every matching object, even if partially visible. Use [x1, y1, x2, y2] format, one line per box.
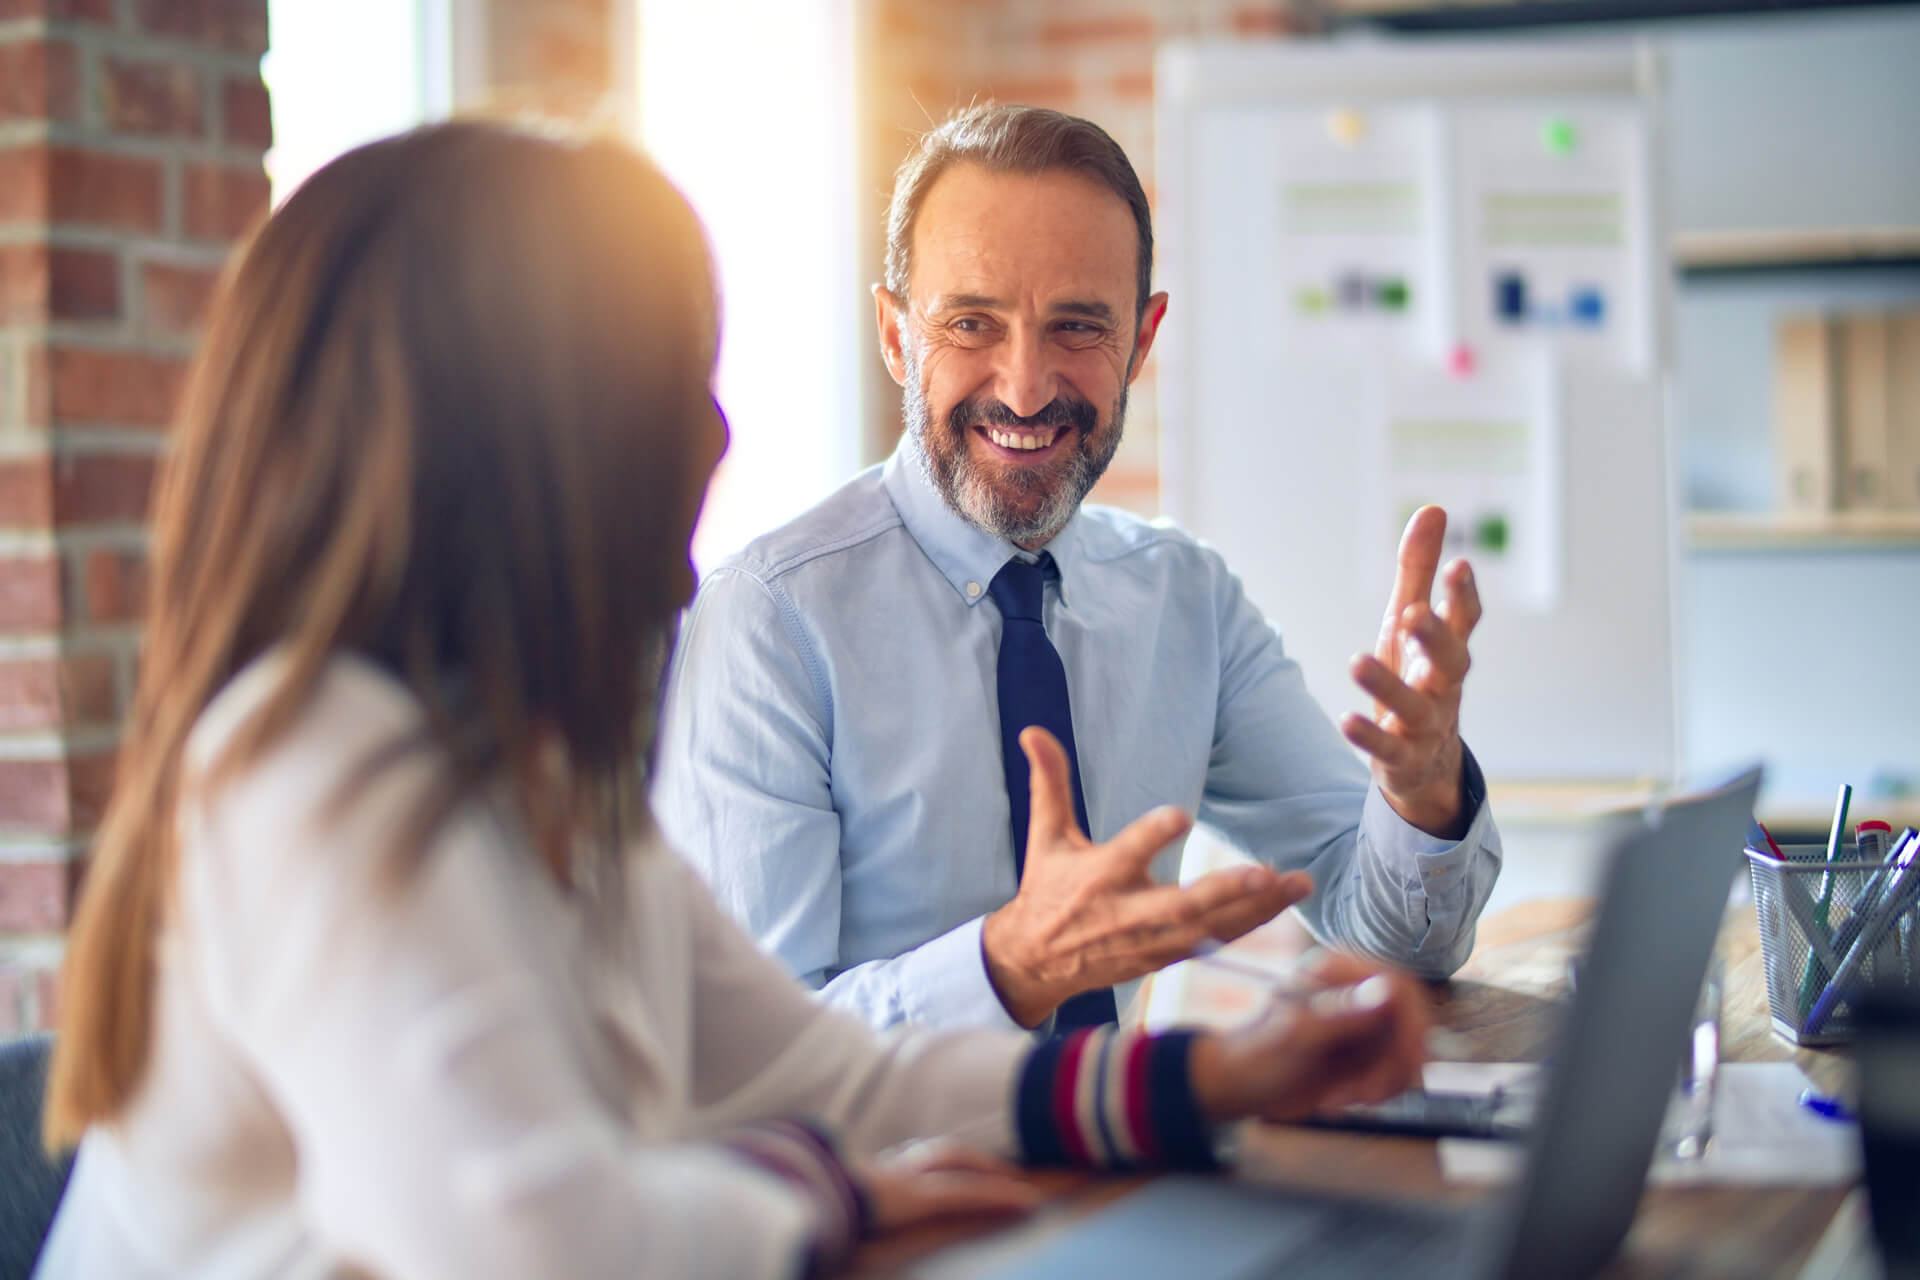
[860, 0, 1300, 514]
[0, 0, 270, 1034]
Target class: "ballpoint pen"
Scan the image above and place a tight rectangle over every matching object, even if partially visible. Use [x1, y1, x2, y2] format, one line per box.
[1187, 939, 1473, 1058]
[1798, 784, 1853, 1016]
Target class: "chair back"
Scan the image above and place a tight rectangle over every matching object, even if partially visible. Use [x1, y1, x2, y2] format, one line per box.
[0, 1034, 73, 1280]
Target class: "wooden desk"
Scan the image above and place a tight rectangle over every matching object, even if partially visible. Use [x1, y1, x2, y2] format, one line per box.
[852, 899, 1854, 1278]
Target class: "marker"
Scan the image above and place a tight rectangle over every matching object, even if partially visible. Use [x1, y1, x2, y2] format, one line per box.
[1797, 784, 1853, 1015]
[1798, 1089, 1856, 1123]
[1746, 819, 1784, 859]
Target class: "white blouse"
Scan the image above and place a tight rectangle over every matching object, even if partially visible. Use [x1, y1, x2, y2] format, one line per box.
[37, 654, 1030, 1279]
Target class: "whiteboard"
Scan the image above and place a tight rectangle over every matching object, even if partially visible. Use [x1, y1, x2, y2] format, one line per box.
[1154, 41, 1679, 783]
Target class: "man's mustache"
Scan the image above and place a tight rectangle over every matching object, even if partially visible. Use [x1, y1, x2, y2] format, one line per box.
[948, 396, 1099, 433]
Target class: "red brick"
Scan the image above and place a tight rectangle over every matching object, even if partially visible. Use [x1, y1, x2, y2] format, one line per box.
[183, 161, 269, 242]
[50, 246, 122, 320]
[1113, 70, 1155, 101]
[101, 55, 205, 138]
[141, 259, 221, 336]
[0, 244, 43, 322]
[1232, 7, 1297, 37]
[0, 653, 117, 731]
[0, 0, 115, 24]
[59, 651, 118, 724]
[0, 861, 72, 929]
[0, 146, 166, 232]
[0, 457, 54, 529]
[135, 0, 270, 54]
[0, 658, 63, 731]
[80, 546, 147, 621]
[1038, 15, 1157, 44]
[0, 244, 114, 331]
[67, 748, 113, 827]
[0, 556, 62, 629]
[0, 762, 67, 833]
[220, 74, 271, 149]
[52, 451, 158, 524]
[46, 346, 186, 428]
[0, 39, 81, 124]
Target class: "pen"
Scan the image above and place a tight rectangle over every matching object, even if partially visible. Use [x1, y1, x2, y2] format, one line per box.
[1748, 819, 1785, 860]
[1797, 1089, 1856, 1123]
[1803, 834, 1920, 1034]
[1819, 827, 1916, 964]
[1187, 939, 1474, 1058]
[1797, 784, 1852, 1015]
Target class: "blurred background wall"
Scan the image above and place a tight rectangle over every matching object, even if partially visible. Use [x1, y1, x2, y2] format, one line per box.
[2, 0, 1915, 1029]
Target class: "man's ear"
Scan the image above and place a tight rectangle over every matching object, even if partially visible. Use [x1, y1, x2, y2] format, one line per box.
[1126, 291, 1169, 386]
[873, 283, 909, 387]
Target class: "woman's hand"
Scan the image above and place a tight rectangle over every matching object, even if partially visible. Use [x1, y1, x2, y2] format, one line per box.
[1185, 952, 1429, 1124]
[855, 1141, 1045, 1235]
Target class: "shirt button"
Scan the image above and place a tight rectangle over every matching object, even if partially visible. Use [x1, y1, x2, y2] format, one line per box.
[967, 581, 981, 598]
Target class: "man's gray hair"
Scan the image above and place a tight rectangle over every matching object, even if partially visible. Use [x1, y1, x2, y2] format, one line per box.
[883, 103, 1153, 316]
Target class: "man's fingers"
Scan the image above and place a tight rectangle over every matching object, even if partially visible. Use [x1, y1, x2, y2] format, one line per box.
[1438, 558, 1482, 645]
[1387, 506, 1446, 618]
[1403, 605, 1471, 689]
[1348, 653, 1435, 731]
[1100, 803, 1194, 876]
[1182, 867, 1313, 940]
[1020, 726, 1084, 848]
[1375, 506, 1447, 669]
[1339, 712, 1414, 770]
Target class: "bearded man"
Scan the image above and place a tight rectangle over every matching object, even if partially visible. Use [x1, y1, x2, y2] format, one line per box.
[653, 104, 1503, 1033]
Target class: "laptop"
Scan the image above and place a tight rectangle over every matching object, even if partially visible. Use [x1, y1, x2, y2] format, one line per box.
[920, 765, 1764, 1280]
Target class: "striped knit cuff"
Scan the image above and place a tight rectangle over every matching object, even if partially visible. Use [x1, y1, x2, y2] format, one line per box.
[1014, 1027, 1219, 1172]
[717, 1119, 870, 1273]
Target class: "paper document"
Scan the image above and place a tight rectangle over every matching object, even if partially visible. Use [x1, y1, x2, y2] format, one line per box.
[1437, 1062, 1860, 1186]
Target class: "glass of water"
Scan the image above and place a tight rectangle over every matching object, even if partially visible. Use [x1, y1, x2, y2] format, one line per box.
[1659, 952, 1724, 1160]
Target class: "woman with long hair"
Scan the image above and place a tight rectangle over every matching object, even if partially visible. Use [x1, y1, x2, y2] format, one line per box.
[37, 122, 1427, 1279]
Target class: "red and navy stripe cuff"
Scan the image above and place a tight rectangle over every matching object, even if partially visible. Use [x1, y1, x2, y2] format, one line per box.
[1016, 1027, 1218, 1171]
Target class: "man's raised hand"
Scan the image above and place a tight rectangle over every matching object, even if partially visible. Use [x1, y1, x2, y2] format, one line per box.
[1338, 505, 1482, 838]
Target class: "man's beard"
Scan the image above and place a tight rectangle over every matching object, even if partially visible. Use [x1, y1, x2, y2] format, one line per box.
[903, 350, 1126, 547]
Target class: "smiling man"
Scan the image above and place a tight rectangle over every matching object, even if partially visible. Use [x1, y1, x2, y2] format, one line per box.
[653, 105, 1503, 1032]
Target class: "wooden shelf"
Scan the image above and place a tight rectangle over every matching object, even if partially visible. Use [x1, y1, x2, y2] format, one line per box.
[1674, 227, 1920, 273]
[1687, 510, 1920, 551]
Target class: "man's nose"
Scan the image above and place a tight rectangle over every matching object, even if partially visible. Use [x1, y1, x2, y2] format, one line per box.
[993, 329, 1058, 420]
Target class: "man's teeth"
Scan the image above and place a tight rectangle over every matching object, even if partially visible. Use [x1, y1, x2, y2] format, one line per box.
[986, 427, 1058, 451]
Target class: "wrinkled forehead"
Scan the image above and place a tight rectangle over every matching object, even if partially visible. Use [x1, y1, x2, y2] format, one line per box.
[907, 163, 1140, 311]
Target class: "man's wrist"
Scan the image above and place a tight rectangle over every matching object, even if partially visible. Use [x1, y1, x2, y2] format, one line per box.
[981, 908, 1055, 1028]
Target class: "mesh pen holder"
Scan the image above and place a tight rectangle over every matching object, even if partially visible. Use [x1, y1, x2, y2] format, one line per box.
[1747, 844, 1920, 1046]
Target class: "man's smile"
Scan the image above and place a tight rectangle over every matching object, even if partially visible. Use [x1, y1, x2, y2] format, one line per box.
[977, 423, 1069, 461]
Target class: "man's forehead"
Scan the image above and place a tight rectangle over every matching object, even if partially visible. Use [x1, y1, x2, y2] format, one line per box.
[908, 163, 1137, 305]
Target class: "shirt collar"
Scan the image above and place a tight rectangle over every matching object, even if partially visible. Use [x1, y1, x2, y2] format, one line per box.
[883, 432, 1084, 610]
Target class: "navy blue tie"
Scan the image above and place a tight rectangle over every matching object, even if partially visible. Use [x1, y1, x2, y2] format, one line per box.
[989, 555, 1118, 1028]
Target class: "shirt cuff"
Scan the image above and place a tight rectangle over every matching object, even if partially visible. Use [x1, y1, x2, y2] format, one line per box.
[1360, 744, 1492, 895]
[899, 914, 1029, 1032]
[1013, 1027, 1218, 1171]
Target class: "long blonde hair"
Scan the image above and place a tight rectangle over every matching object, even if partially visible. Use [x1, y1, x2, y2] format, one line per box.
[45, 122, 719, 1147]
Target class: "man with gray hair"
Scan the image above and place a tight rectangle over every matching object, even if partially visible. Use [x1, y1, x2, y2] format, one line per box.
[654, 104, 1502, 1033]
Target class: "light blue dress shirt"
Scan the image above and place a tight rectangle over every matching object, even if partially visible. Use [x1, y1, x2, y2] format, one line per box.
[653, 435, 1502, 1031]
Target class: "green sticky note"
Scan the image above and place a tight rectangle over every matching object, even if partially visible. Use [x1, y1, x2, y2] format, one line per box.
[1375, 278, 1410, 311]
[1542, 118, 1577, 155]
[1298, 288, 1328, 314]
[1475, 514, 1509, 553]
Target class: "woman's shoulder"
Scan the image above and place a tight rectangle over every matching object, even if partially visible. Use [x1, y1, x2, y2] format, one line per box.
[179, 650, 453, 882]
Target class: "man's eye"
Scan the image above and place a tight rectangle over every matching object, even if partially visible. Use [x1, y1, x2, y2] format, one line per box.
[1055, 322, 1108, 345]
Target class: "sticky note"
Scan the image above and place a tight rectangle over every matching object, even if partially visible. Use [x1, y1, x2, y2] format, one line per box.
[1328, 109, 1367, 145]
[1542, 117, 1578, 155]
